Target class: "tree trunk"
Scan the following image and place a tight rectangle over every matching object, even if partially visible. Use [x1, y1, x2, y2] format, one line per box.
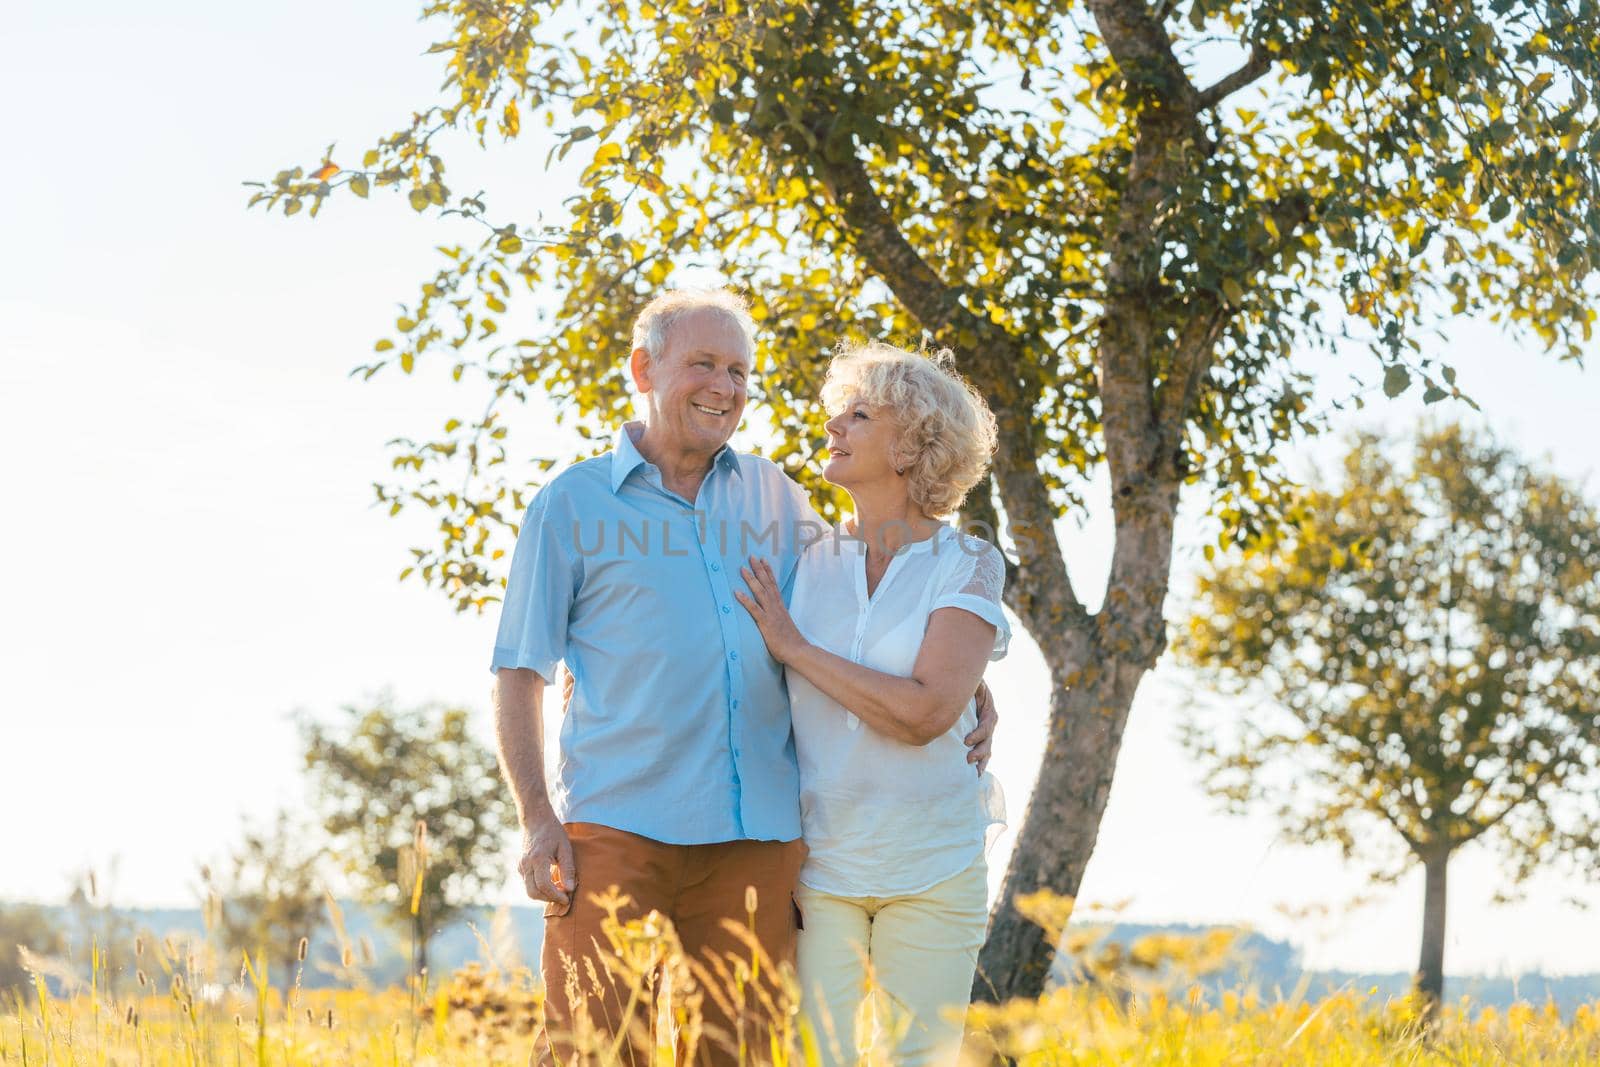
[1415, 848, 1450, 1014]
[972, 647, 1156, 1003]
[964, 355, 1184, 1005]
[413, 914, 430, 982]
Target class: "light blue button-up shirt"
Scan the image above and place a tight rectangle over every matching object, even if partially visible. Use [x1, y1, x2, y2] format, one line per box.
[491, 422, 824, 844]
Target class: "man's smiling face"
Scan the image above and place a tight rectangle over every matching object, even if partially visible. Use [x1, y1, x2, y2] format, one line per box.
[636, 307, 752, 457]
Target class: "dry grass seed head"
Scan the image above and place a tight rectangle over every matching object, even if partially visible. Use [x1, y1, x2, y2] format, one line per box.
[690, 952, 740, 1024]
[581, 949, 607, 1000]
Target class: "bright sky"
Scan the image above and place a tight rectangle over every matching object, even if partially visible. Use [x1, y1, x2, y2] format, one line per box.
[4, 0, 1599, 979]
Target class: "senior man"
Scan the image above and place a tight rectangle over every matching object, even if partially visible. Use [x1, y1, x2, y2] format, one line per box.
[491, 287, 996, 1066]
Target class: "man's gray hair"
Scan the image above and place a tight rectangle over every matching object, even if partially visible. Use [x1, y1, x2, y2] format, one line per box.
[631, 287, 757, 363]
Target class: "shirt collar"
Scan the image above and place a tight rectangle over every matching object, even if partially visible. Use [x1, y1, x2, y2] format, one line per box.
[609, 421, 742, 494]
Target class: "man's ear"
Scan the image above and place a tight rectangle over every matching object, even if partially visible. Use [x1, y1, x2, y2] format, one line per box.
[629, 347, 653, 393]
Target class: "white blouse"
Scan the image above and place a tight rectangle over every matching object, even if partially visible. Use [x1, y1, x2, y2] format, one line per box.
[787, 522, 1011, 897]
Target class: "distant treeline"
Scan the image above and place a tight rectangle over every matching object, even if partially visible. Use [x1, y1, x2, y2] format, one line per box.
[15, 901, 1600, 1014]
[1080, 923, 1600, 1016]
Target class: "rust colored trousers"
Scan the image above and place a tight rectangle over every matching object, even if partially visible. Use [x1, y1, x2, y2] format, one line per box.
[537, 822, 806, 1067]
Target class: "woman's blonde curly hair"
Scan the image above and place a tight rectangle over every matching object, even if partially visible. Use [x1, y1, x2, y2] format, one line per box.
[820, 342, 999, 517]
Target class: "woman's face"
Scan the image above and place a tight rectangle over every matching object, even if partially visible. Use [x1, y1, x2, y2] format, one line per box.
[822, 394, 903, 490]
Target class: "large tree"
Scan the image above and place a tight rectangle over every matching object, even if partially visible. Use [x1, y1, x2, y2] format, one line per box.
[1175, 424, 1600, 1009]
[300, 698, 517, 975]
[253, 0, 1600, 997]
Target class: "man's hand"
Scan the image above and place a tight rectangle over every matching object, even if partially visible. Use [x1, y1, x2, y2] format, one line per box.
[518, 817, 578, 916]
[964, 681, 998, 775]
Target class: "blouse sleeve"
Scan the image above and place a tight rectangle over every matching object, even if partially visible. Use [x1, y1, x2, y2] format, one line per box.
[929, 537, 1011, 661]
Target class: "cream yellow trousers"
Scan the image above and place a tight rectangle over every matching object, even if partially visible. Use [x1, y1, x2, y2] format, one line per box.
[794, 855, 988, 1067]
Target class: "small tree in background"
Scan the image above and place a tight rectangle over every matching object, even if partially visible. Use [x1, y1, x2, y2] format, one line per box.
[1176, 423, 1600, 1011]
[300, 697, 516, 976]
[201, 809, 327, 991]
[64, 866, 138, 995]
[0, 904, 65, 996]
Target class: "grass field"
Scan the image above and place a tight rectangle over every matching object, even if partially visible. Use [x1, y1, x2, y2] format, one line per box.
[8, 977, 1600, 1066]
[6, 908, 1600, 1066]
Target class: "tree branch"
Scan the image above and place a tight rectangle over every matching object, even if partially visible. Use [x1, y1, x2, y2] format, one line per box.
[1454, 755, 1566, 852]
[1087, 0, 1211, 507]
[1152, 191, 1314, 445]
[1153, 299, 1229, 443]
[801, 120, 1091, 655]
[1084, 0, 1203, 119]
[1197, 47, 1273, 110]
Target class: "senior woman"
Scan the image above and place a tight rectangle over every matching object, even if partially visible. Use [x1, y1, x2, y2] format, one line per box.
[734, 342, 1009, 1067]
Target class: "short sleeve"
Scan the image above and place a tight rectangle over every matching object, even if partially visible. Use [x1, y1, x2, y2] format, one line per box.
[930, 538, 1011, 661]
[490, 487, 583, 681]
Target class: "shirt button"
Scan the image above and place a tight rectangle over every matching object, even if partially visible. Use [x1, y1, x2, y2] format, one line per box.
[732, 699, 740, 709]
[721, 605, 731, 614]
[729, 650, 739, 661]
[710, 562, 721, 572]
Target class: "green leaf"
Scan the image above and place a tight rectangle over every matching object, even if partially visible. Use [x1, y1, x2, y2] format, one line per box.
[1423, 384, 1448, 404]
[1382, 365, 1411, 398]
[350, 176, 370, 198]
[409, 188, 429, 212]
